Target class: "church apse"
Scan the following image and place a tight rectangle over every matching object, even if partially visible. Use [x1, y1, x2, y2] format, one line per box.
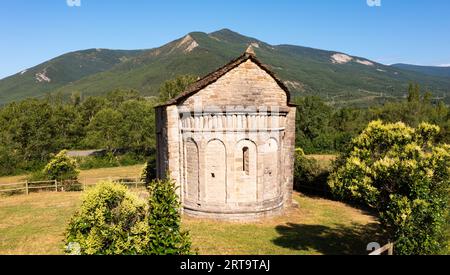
[155, 47, 296, 219]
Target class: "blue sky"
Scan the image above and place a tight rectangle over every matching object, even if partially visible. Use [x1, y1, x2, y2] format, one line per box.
[1, 0, 449, 79]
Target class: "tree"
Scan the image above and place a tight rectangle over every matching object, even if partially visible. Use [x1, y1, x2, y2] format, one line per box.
[329, 120, 450, 254]
[140, 157, 157, 186]
[43, 150, 80, 181]
[407, 83, 420, 103]
[106, 89, 141, 108]
[85, 108, 123, 150]
[146, 178, 192, 255]
[117, 100, 155, 152]
[294, 148, 330, 193]
[158, 75, 198, 103]
[295, 96, 335, 153]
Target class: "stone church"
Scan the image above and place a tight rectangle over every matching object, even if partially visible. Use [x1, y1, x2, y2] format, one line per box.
[155, 46, 296, 219]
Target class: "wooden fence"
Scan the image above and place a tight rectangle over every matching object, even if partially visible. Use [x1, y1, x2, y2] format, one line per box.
[0, 177, 145, 197]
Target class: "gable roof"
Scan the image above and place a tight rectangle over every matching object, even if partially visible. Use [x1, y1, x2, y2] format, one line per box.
[157, 49, 296, 107]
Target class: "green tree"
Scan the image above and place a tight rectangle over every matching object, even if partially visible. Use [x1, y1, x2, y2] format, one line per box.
[85, 108, 123, 150]
[295, 96, 335, 153]
[158, 75, 198, 103]
[117, 100, 156, 151]
[140, 157, 157, 186]
[329, 121, 450, 254]
[407, 82, 420, 103]
[106, 89, 141, 108]
[43, 150, 80, 181]
[146, 178, 192, 255]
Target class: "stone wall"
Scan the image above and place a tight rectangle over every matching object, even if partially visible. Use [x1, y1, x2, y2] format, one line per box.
[180, 60, 288, 108]
[156, 58, 296, 219]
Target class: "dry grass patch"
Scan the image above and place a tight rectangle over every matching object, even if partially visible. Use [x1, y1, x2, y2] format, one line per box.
[0, 164, 145, 185]
[78, 164, 145, 184]
[0, 192, 82, 254]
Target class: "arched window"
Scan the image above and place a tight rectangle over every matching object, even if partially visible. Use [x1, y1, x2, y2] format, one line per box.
[243, 147, 249, 175]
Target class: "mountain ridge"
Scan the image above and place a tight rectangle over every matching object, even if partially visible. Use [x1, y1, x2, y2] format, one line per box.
[391, 63, 450, 78]
[1, 29, 449, 106]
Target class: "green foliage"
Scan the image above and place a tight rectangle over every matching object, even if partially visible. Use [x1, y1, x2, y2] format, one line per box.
[295, 96, 335, 153]
[65, 181, 150, 255]
[294, 149, 331, 194]
[27, 170, 49, 182]
[146, 178, 192, 255]
[0, 89, 156, 176]
[140, 156, 157, 186]
[0, 98, 84, 174]
[295, 85, 449, 154]
[407, 83, 421, 103]
[65, 178, 192, 255]
[158, 75, 198, 103]
[329, 120, 450, 254]
[83, 91, 156, 153]
[43, 150, 80, 181]
[85, 108, 123, 150]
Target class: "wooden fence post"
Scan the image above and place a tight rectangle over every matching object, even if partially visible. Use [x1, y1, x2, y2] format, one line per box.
[55, 180, 58, 192]
[25, 180, 29, 195]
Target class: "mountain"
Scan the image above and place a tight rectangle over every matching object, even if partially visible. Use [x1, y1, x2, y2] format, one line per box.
[0, 49, 144, 103]
[1, 29, 449, 107]
[391, 63, 450, 78]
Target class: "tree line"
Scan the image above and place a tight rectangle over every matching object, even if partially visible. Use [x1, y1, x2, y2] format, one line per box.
[295, 83, 449, 153]
[0, 90, 156, 176]
[0, 78, 448, 177]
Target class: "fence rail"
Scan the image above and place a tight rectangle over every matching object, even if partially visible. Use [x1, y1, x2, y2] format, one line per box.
[0, 177, 145, 197]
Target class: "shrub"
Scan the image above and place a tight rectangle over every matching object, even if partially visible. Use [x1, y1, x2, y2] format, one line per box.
[65, 181, 150, 255]
[294, 149, 331, 195]
[43, 150, 80, 181]
[146, 178, 192, 255]
[27, 169, 49, 182]
[329, 120, 450, 254]
[65, 178, 192, 255]
[140, 156, 157, 186]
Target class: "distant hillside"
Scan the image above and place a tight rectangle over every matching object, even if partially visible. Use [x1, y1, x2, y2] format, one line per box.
[391, 63, 450, 78]
[0, 49, 144, 103]
[1, 29, 449, 106]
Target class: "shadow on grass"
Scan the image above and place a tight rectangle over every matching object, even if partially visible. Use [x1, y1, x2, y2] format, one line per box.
[272, 222, 384, 255]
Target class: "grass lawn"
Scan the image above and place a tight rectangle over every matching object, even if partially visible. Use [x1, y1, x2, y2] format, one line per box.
[0, 190, 380, 255]
[0, 192, 82, 254]
[185, 193, 379, 255]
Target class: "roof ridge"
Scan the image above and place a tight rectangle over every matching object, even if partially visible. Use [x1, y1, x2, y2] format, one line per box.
[156, 51, 294, 108]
